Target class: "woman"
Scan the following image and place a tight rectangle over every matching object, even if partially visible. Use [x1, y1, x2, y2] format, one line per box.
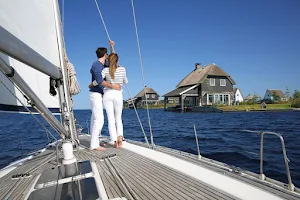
[89, 53, 128, 148]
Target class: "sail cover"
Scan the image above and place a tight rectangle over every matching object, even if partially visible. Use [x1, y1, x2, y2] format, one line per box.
[0, 0, 63, 114]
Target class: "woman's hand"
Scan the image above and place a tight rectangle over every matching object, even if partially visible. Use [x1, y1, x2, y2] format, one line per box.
[109, 40, 115, 46]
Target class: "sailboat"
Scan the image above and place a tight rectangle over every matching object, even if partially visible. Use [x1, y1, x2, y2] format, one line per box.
[0, 0, 299, 199]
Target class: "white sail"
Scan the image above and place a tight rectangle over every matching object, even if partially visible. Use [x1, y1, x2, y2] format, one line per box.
[0, 0, 63, 113]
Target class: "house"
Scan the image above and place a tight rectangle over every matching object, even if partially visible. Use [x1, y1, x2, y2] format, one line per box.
[233, 88, 244, 104]
[163, 63, 236, 111]
[264, 89, 287, 102]
[127, 86, 160, 108]
[245, 94, 261, 103]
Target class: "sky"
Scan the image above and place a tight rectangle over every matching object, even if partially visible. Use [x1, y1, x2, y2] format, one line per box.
[60, 0, 300, 109]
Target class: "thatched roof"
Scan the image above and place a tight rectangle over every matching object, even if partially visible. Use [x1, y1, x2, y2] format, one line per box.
[176, 64, 235, 88]
[233, 88, 238, 94]
[245, 94, 260, 101]
[135, 87, 159, 98]
[266, 89, 284, 98]
[163, 85, 198, 97]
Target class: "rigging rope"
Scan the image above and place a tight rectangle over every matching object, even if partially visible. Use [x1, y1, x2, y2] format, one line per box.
[93, 0, 151, 147]
[62, 0, 65, 34]
[130, 0, 154, 148]
[60, 0, 80, 143]
[61, 0, 81, 96]
[94, 0, 115, 53]
[125, 85, 150, 148]
[94, 0, 111, 41]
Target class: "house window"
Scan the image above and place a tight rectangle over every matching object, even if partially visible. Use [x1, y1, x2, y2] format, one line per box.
[146, 94, 149, 98]
[220, 79, 226, 86]
[210, 78, 215, 86]
[151, 94, 155, 98]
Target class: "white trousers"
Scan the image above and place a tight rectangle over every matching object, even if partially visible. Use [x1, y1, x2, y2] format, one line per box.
[89, 92, 104, 149]
[103, 89, 124, 142]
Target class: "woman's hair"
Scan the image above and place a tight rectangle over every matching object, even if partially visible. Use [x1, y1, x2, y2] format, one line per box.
[108, 53, 119, 79]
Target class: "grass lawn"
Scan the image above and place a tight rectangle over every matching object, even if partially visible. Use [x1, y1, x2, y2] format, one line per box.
[125, 103, 295, 111]
[218, 104, 292, 111]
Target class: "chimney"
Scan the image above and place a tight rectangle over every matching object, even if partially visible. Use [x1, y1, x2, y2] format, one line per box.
[195, 63, 201, 69]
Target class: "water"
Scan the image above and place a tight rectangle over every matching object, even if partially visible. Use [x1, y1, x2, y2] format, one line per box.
[0, 109, 299, 187]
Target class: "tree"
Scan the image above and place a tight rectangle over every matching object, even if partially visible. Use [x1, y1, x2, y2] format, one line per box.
[272, 91, 280, 102]
[293, 90, 300, 100]
[284, 87, 291, 107]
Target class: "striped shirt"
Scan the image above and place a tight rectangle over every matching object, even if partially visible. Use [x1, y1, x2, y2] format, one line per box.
[92, 66, 128, 91]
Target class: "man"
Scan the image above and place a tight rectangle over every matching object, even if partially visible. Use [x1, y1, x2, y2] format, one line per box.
[89, 40, 120, 150]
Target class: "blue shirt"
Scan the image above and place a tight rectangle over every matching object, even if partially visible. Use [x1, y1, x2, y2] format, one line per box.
[89, 60, 109, 94]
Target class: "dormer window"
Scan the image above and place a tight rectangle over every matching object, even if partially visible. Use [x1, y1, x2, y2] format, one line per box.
[220, 79, 226, 86]
[210, 78, 215, 86]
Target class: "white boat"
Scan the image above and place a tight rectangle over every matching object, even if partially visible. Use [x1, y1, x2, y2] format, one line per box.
[0, 1, 299, 199]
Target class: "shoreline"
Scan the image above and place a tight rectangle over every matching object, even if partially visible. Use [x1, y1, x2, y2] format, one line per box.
[222, 108, 298, 112]
[124, 107, 300, 112]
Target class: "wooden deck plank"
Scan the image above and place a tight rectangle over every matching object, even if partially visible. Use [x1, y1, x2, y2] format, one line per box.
[77, 140, 236, 200]
[118, 155, 209, 200]
[106, 164, 156, 200]
[0, 150, 58, 200]
[97, 160, 124, 198]
[100, 156, 162, 200]
[121, 152, 235, 200]
[120, 152, 226, 200]
[111, 159, 172, 200]
[112, 156, 196, 200]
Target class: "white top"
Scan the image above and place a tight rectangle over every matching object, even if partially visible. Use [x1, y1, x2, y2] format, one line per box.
[102, 66, 128, 84]
[92, 66, 128, 92]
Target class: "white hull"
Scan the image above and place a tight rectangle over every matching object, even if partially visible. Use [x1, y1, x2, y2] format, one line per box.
[0, 133, 299, 200]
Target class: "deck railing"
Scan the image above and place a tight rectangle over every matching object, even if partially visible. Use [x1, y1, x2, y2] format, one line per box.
[243, 130, 295, 191]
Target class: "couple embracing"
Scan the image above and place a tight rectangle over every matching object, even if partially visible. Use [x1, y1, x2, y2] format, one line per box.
[89, 40, 128, 150]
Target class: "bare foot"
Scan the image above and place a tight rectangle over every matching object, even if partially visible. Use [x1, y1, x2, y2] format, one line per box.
[94, 146, 106, 151]
[117, 136, 123, 147]
[114, 141, 119, 148]
[100, 143, 106, 147]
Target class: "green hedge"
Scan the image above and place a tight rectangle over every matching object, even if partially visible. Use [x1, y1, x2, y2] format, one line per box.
[291, 99, 300, 108]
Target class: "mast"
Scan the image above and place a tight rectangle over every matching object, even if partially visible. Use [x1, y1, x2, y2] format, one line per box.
[52, 0, 77, 142]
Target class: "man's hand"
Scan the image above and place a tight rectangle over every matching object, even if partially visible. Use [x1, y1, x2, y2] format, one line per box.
[112, 84, 121, 90]
[88, 83, 93, 88]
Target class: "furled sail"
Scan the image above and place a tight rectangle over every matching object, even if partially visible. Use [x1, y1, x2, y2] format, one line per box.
[0, 0, 65, 114]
